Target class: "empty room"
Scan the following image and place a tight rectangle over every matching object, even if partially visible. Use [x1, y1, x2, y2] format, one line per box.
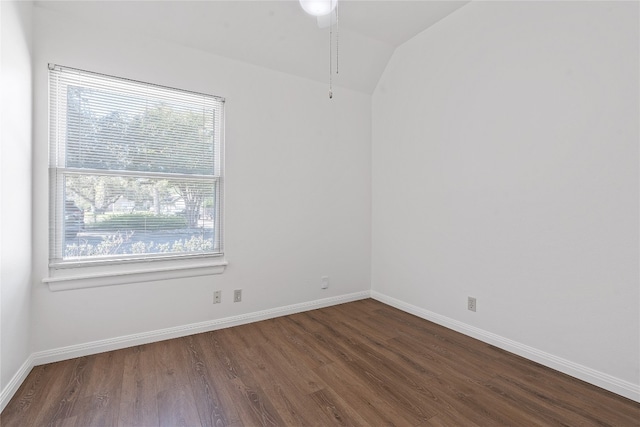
[1, 0, 639, 425]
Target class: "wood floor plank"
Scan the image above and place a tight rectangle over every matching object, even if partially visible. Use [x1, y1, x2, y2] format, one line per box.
[2, 299, 639, 426]
[271, 316, 333, 370]
[194, 330, 266, 425]
[420, 374, 546, 427]
[420, 412, 482, 427]
[255, 334, 327, 396]
[183, 334, 229, 427]
[314, 361, 417, 426]
[482, 375, 599, 427]
[302, 310, 439, 423]
[214, 328, 289, 427]
[325, 302, 401, 342]
[373, 307, 506, 378]
[118, 345, 159, 427]
[153, 338, 194, 392]
[191, 331, 255, 425]
[231, 343, 320, 426]
[70, 349, 125, 426]
[308, 387, 370, 426]
[0, 364, 57, 427]
[30, 357, 91, 427]
[157, 384, 202, 427]
[492, 372, 640, 426]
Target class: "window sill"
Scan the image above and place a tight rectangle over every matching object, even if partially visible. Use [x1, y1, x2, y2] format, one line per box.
[43, 258, 228, 291]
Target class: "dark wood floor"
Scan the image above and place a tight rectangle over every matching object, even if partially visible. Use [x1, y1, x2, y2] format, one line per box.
[2, 299, 639, 426]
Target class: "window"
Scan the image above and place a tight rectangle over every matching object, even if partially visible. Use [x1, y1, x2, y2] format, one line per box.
[49, 65, 224, 268]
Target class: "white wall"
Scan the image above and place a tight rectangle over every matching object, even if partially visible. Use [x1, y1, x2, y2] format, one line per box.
[30, 6, 371, 354]
[0, 0, 33, 393]
[372, 0, 639, 396]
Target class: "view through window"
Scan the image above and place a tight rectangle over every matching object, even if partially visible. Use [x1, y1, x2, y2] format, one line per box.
[49, 65, 224, 265]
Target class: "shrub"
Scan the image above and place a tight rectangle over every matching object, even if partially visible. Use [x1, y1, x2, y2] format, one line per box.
[64, 233, 213, 258]
[87, 213, 187, 231]
[65, 232, 131, 257]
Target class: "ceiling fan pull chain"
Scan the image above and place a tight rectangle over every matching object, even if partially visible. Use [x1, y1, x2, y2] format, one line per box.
[329, 21, 333, 99]
[336, 1, 339, 75]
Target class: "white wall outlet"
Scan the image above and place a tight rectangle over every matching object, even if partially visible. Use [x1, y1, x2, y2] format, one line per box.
[468, 296, 476, 312]
[213, 290, 221, 304]
[234, 289, 242, 302]
[321, 276, 329, 289]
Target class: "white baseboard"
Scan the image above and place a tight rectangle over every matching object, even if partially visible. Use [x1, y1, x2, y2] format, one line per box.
[0, 354, 35, 412]
[31, 290, 371, 366]
[371, 290, 640, 403]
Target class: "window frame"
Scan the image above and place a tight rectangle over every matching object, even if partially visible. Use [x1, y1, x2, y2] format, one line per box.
[47, 64, 226, 285]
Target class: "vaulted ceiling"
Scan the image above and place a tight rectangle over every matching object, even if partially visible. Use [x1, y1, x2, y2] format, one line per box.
[34, 0, 470, 94]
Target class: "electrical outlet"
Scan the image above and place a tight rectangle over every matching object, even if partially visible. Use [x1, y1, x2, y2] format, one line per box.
[213, 290, 221, 304]
[321, 276, 329, 289]
[234, 289, 242, 302]
[468, 296, 476, 312]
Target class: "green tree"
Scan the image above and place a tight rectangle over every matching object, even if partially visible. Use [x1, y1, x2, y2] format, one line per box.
[65, 87, 215, 227]
[127, 104, 215, 227]
[66, 175, 126, 214]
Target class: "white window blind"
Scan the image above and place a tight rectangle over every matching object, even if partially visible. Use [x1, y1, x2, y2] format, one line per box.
[49, 64, 224, 267]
